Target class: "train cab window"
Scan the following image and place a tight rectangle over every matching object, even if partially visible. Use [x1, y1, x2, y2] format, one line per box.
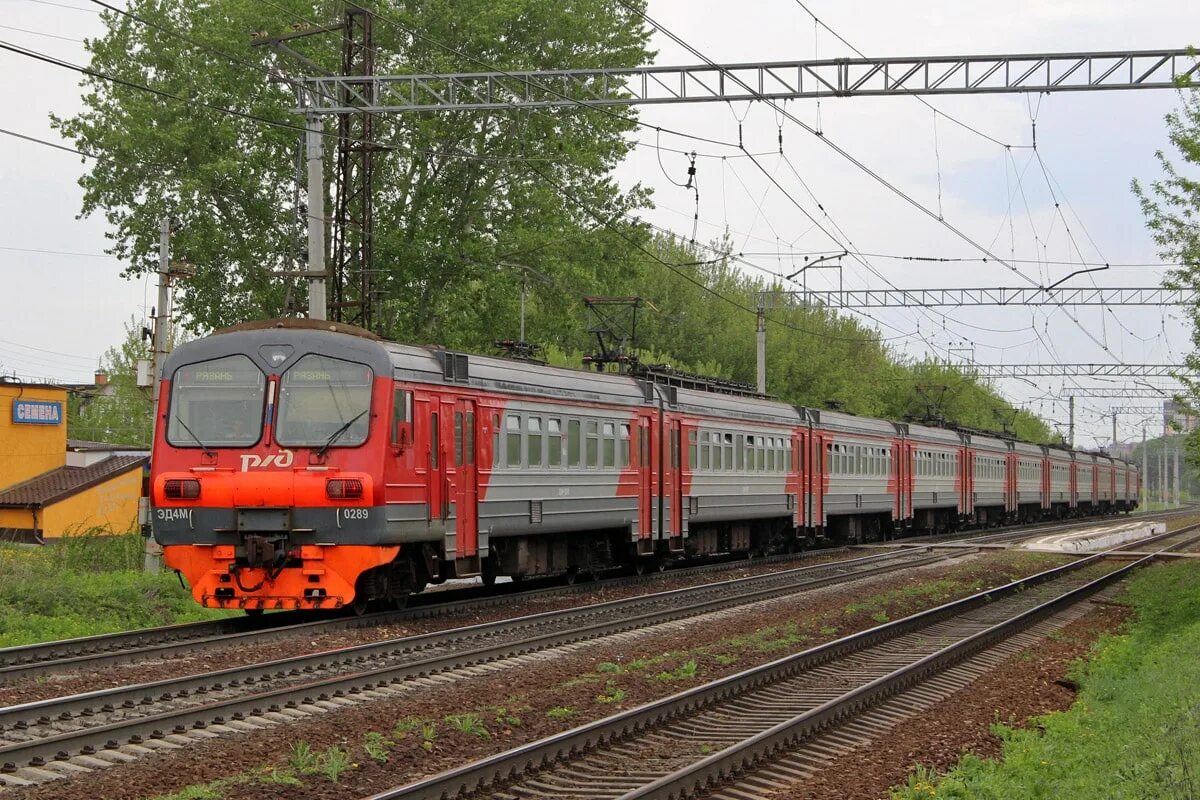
[168, 354, 266, 448]
[688, 430, 698, 470]
[568, 419, 581, 467]
[585, 420, 599, 468]
[724, 434, 734, 471]
[506, 415, 522, 468]
[619, 424, 631, 467]
[602, 422, 616, 468]
[391, 389, 413, 446]
[492, 413, 501, 466]
[527, 417, 543, 467]
[275, 354, 373, 448]
[547, 419, 562, 467]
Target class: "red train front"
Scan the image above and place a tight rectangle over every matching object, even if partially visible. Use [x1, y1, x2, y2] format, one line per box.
[152, 320, 407, 612]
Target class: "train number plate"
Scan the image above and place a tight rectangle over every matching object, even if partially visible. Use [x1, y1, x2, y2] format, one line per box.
[237, 508, 291, 532]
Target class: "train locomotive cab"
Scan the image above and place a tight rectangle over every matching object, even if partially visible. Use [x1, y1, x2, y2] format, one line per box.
[151, 322, 411, 613]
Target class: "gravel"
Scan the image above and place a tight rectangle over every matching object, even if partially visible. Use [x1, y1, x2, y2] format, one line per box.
[0, 550, 1079, 800]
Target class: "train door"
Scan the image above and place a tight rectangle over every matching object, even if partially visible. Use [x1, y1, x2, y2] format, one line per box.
[792, 429, 805, 530]
[668, 417, 683, 543]
[637, 414, 653, 544]
[453, 399, 478, 563]
[425, 403, 445, 524]
[962, 447, 974, 517]
[811, 432, 826, 530]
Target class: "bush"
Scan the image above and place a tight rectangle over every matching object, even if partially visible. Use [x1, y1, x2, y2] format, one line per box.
[0, 531, 230, 647]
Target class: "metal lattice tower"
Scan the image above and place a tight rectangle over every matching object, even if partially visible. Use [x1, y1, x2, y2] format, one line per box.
[330, 5, 378, 329]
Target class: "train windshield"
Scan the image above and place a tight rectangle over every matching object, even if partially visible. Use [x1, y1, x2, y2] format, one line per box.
[167, 355, 266, 448]
[275, 354, 373, 448]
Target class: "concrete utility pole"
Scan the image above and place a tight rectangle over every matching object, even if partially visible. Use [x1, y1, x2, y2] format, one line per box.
[1161, 435, 1168, 508]
[145, 217, 172, 574]
[1068, 396, 1075, 448]
[1112, 412, 1118, 451]
[305, 110, 327, 320]
[150, 218, 171, 434]
[1142, 427, 1148, 508]
[1174, 443, 1181, 507]
[755, 300, 766, 395]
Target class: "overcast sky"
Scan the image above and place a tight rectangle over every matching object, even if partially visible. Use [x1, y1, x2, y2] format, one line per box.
[0, 0, 1197, 448]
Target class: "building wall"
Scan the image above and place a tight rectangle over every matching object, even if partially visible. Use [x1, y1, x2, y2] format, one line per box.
[41, 469, 143, 538]
[0, 506, 36, 530]
[0, 385, 68, 488]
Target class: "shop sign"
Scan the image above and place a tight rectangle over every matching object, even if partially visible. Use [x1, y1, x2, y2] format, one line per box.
[12, 399, 63, 426]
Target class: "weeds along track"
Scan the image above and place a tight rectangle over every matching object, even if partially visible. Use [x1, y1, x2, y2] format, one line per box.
[0, 546, 858, 684]
[364, 549, 1157, 800]
[0, 547, 952, 786]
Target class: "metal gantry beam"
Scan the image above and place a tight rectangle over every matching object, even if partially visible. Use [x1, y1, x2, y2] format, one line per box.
[973, 364, 1188, 379]
[1057, 388, 1180, 398]
[299, 49, 1196, 113]
[1110, 405, 1170, 414]
[780, 286, 1195, 308]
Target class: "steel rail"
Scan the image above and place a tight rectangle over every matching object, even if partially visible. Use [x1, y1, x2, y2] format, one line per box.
[0, 545, 852, 682]
[624, 553, 1155, 800]
[363, 541, 1156, 800]
[4, 508, 1175, 683]
[0, 548, 946, 773]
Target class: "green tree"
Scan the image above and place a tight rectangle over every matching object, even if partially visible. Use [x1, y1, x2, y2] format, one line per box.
[1134, 67, 1199, 462]
[54, 0, 652, 340]
[68, 320, 155, 446]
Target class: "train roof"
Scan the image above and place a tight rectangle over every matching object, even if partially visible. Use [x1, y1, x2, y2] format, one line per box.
[904, 421, 965, 446]
[806, 408, 898, 437]
[174, 321, 1130, 466]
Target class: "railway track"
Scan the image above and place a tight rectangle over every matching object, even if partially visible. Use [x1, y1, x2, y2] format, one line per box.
[0, 546, 957, 784]
[362, 537, 1175, 800]
[0, 546, 854, 685]
[7, 508, 1182, 686]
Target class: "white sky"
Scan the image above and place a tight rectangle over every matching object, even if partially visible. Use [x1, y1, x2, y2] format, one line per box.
[0, 0, 1197, 448]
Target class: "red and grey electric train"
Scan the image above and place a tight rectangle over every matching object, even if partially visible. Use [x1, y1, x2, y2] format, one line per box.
[151, 320, 1140, 612]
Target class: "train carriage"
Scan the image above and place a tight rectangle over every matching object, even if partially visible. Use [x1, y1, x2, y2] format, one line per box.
[906, 422, 966, 532]
[1012, 441, 1045, 522]
[810, 409, 900, 542]
[1096, 453, 1116, 509]
[968, 433, 1011, 524]
[1048, 447, 1073, 516]
[673, 389, 803, 556]
[1076, 453, 1099, 510]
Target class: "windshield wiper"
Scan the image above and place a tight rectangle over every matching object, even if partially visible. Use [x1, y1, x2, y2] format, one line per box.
[316, 409, 369, 458]
[173, 414, 216, 457]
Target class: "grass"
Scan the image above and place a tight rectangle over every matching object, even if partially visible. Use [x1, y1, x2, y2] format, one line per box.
[0, 531, 231, 647]
[890, 561, 1200, 799]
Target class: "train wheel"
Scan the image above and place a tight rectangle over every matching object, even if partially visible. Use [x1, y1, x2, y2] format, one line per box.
[351, 592, 370, 617]
[565, 568, 579, 585]
[243, 608, 264, 617]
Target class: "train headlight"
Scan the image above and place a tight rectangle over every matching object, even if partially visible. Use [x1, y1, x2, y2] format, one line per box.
[164, 479, 201, 500]
[326, 478, 364, 499]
